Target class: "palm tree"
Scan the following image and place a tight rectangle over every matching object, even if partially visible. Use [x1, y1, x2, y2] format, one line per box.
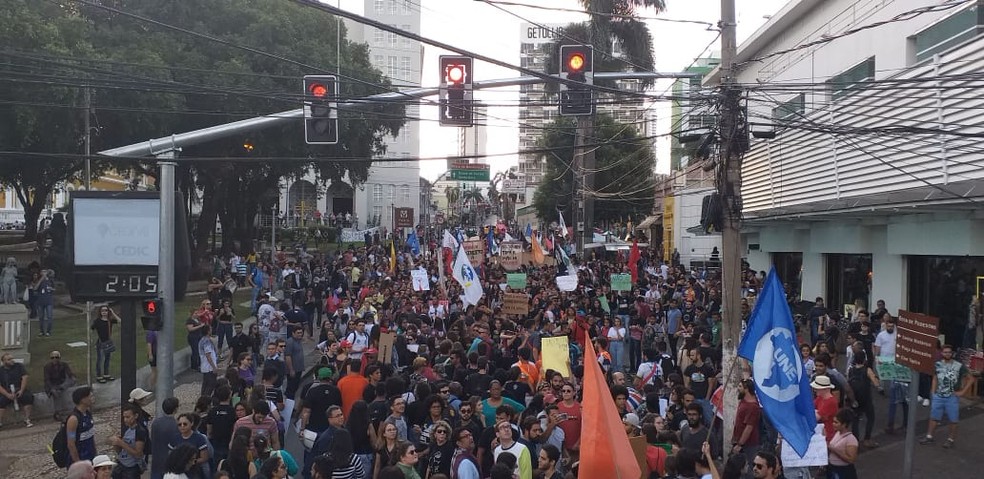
[545, 1, 665, 90]
[444, 185, 461, 223]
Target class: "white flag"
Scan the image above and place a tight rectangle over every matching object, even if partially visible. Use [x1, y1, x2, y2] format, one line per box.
[442, 230, 459, 250]
[452, 239, 484, 306]
[557, 209, 567, 238]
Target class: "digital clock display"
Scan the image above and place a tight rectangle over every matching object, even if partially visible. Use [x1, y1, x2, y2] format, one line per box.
[72, 269, 159, 300]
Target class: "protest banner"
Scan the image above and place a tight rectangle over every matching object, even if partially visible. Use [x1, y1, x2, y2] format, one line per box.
[500, 242, 523, 271]
[502, 293, 529, 315]
[507, 273, 527, 289]
[410, 269, 430, 291]
[464, 240, 485, 267]
[378, 332, 396, 364]
[611, 273, 632, 291]
[541, 336, 571, 377]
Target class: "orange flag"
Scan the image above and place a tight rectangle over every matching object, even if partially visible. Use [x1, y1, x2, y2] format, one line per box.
[580, 339, 642, 479]
[531, 233, 545, 264]
[390, 240, 397, 273]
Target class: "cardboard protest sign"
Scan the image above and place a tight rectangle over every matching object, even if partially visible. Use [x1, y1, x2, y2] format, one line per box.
[500, 242, 523, 271]
[541, 336, 571, 377]
[502, 293, 529, 315]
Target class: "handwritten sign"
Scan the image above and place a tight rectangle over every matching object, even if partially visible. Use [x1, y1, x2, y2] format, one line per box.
[507, 273, 527, 289]
[378, 332, 396, 364]
[781, 425, 828, 467]
[464, 240, 485, 267]
[611, 273, 632, 291]
[556, 274, 577, 292]
[500, 242, 523, 271]
[410, 269, 430, 291]
[541, 336, 571, 377]
[502, 293, 529, 315]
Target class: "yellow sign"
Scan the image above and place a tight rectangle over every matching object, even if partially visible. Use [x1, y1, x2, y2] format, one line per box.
[662, 196, 675, 260]
[541, 336, 571, 377]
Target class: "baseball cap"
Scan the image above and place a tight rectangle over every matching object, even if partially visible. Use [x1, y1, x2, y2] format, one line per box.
[129, 387, 153, 402]
[92, 455, 116, 469]
[623, 413, 641, 429]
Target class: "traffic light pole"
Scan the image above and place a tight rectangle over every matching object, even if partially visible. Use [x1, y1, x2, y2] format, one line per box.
[120, 299, 137, 414]
[156, 151, 177, 416]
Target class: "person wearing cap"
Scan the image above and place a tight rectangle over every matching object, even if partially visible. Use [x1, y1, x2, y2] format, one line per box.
[91, 455, 116, 479]
[812, 375, 839, 442]
[622, 412, 642, 437]
[110, 404, 147, 479]
[43, 349, 76, 420]
[300, 366, 342, 436]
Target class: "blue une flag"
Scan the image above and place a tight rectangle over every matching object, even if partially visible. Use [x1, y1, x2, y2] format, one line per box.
[737, 266, 817, 457]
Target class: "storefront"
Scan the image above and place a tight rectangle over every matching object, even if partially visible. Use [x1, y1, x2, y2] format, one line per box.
[908, 255, 984, 347]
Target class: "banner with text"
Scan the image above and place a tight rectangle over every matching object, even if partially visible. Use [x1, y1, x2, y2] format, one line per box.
[502, 292, 530, 315]
[611, 273, 632, 291]
[506, 273, 527, 289]
[500, 242, 524, 271]
[464, 240, 485, 267]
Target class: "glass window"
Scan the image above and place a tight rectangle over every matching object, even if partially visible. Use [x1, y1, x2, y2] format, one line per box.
[374, 0, 385, 14]
[388, 0, 398, 15]
[374, 29, 384, 45]
[402, 0, 412, 15]
[400, 56, 412, 81]
[387, 56, 399, 80]
[908, 255, 984, 346]
[373, 184, 383, 202]
[827, 58, 875, 101]
[912, 3, 983, 63]
[772, 93, 805, 120]
[402, 185, 410, 201]
[372, 205, 383, 221]
[824, 253, 872, 315]
[388, 186, 394, 200]
[374, 54, 384, 66]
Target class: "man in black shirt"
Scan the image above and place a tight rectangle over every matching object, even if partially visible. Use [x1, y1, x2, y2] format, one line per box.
[228, 322, 251, 365]
[0, 353, 34, 427]
[300, 367, 342, 435]
[683, 348, 716, 401]
[205, 386, 237, 463]
[464, 357, 493, 399]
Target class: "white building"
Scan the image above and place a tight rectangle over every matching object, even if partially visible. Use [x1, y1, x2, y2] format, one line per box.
[705, 0, 984, 344]
[285, 0, 423, 232]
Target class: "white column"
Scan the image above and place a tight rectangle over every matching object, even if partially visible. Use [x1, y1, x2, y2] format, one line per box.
[801, 253, 825, 302]
[872, 251, 906, 312]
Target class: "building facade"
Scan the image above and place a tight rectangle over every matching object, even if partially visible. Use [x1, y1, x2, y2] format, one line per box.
[705, 0, 984, 344]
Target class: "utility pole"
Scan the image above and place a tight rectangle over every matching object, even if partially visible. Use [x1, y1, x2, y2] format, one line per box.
[83, 86, 93, 387]
[718, 0, 745, 449]
[574, 116, 596, 257]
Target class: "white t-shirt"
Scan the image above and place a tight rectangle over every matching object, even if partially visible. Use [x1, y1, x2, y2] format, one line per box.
[874, 329, 897, 359]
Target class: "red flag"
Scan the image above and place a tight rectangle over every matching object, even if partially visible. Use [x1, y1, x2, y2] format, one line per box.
[628, 239, 640, 284]
[580, 339, 642, 479]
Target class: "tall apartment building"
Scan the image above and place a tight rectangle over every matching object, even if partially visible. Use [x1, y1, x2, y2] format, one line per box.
[352, 0, 422, 231]
[668, 56, 720, 172]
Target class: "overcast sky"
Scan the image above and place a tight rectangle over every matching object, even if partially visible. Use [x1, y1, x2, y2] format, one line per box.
[338, 0, 789, 180]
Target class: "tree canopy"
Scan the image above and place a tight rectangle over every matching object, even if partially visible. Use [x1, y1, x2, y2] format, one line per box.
[0, 0, 405, 265]
[532, 114, 655, 225]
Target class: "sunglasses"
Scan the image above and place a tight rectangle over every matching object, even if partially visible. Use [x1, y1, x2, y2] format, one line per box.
[753, 463, 767, 470]
[406, 449, 418, 455]
[435, 429, 448, 434]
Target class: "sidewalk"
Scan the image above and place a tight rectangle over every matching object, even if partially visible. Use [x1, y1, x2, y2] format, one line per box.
[854, 395, 984, 477]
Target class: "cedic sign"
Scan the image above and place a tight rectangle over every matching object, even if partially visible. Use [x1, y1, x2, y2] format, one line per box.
[73, 196, 161, 266]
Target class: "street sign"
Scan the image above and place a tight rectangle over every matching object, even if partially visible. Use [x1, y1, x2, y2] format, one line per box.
[450, 162, 490, 182]
[394, 207, 414, 228]
[896, 310, 940, 375]
[501, 179, 525, 194]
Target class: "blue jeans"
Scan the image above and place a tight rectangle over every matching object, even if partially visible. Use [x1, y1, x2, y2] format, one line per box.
[886, 380, 909, 429]
[250, 286, 262, 313]
[609, 340, 624, 371]
[356, 453, 373, 479]
[37, 302, 53, 334]
[96, 342, 112, 377]
[216, 322, 233, 350]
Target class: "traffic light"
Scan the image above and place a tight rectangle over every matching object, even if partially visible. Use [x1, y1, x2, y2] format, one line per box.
[303, 75, 339, 144]
[559, 45, 594, 116]
[439, 56, 474, 126]
[141, 298, 162, 331]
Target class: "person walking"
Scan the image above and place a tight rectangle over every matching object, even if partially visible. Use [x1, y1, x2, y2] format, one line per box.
[920, 344, 973, 448]
[199, 323, 218, 398]
[827, 409, 859, 479]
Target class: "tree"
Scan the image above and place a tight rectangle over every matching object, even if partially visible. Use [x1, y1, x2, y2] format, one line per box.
[532, 114, 654, 224]
[0, 1, 404, 266]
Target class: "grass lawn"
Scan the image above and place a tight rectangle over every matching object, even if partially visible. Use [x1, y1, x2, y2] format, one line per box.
[24, 287, 246, 392]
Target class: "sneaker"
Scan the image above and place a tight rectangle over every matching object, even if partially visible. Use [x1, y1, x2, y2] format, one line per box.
[97, 377, 107, 384]
[917, 395, 924, 402]
[24, 419, 33, 428]
[922, 398, 930, 407]
[943, 438, 955, 448]
[919, 436, 935, 445]
[104, 376, 116, 381]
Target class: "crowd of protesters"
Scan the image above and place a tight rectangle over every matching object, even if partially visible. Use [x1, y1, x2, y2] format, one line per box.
[52, 222, 980, 479]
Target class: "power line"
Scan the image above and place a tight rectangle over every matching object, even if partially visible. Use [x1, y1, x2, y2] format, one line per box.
[481, 0, 718, 29]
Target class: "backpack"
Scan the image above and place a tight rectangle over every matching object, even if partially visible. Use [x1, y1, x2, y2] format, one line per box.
[50, 410, 83, 468]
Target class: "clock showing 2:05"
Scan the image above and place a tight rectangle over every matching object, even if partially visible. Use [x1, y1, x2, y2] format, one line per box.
[74, 271, 159, 297]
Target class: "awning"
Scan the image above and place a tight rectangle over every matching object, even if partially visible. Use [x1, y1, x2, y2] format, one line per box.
[635, 214, 662, 230]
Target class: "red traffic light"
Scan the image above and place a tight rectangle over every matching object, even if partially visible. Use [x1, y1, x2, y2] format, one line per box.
[309, 83, 329, 98]
[142, 299, 161, 316]
[567, 52, 586, 72]
[446, 64, 466, 85]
